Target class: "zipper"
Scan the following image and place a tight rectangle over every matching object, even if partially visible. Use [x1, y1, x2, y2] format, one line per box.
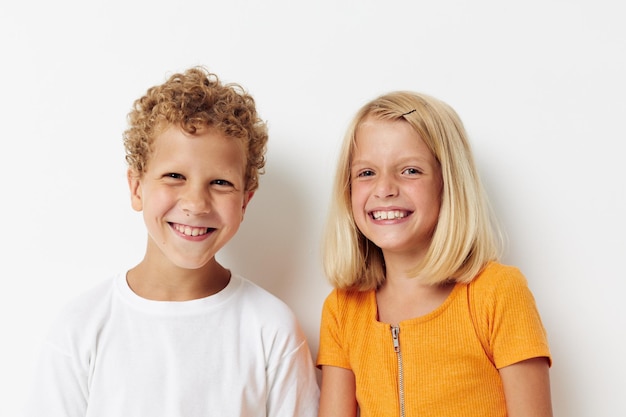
[391, 325, 405, 417]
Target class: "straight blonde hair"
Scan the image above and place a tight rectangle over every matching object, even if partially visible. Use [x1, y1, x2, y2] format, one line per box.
[322, 91, 502, 290]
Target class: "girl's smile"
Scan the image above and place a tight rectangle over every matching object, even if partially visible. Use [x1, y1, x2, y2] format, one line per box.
[370, 208, 411, 221]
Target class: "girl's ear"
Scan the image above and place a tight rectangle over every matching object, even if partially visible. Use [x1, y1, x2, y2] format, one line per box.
[127, 169, 143, 212]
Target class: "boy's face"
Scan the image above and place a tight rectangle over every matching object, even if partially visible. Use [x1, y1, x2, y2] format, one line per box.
[128, 124, 252, 271]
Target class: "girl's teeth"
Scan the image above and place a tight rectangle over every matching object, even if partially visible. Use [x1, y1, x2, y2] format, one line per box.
[372, 210, 406, 220]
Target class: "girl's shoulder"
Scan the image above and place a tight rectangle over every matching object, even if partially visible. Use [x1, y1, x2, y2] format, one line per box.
[469, 261, 529, 295]
[323, 287, 376, 316]
[467, 261, 540, 320]
[326, 286, 374, 302]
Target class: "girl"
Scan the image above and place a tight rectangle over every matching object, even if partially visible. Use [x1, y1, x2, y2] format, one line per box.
[317, 91, 552, 417]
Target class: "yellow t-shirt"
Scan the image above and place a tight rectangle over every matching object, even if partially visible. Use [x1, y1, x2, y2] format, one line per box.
[317, 262, 551, 417]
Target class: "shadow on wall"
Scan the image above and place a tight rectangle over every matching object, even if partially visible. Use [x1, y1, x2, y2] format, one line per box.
[475, 147, 576, 417]
[217, 162, 311, 306]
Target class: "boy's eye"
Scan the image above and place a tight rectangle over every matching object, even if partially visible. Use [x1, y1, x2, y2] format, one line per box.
[165, 173, 184, 179]
[212, 179, 234, 187]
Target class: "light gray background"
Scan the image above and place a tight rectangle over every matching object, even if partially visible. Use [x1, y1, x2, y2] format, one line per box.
[1, 1, 624, 415]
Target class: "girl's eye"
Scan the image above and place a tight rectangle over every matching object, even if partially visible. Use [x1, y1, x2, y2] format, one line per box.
[403, 167, 421, 175]
[356, 170, 375, 178]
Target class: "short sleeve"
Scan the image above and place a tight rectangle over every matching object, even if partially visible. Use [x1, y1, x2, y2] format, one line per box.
[265, 331, 320, 417]
[470, 264, 552, 369]
[316, 289, 351, 370]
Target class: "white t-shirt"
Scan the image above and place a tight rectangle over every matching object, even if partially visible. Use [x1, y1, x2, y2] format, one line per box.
[25, 273, 320, 417]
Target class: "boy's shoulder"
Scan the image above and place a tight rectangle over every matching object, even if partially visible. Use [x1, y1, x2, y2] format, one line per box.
[54, 274, 117, 321]
[42, 273, 119, 348]
[232, 274, 299, 323]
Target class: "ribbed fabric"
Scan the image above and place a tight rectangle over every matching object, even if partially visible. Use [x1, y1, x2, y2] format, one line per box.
[317, 262, 551, 417]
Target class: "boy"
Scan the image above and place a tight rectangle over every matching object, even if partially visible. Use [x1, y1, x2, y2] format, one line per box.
[25, 67, 320, 416]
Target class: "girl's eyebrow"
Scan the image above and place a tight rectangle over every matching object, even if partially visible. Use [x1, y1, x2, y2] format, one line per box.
[351, 155, 433, 166]
[350, 159, 369, 166]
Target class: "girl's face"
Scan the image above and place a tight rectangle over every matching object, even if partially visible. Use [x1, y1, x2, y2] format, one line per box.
[128, 124, 252, 271]
[350, 117, 443, 263]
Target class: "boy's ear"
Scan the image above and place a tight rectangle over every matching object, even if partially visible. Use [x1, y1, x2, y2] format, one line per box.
[127, 169, 143, 212]
[241, 191, 254, 218]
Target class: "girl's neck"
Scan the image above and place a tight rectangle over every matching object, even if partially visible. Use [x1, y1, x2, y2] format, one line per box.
[375, 273, 455, 325]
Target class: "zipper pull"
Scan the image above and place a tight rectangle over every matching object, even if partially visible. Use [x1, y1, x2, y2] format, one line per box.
[391, 325, 400, 353]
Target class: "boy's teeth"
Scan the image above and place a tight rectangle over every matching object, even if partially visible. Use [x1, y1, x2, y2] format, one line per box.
[175, 224, 209, 236]
[372, 210, 406, 220]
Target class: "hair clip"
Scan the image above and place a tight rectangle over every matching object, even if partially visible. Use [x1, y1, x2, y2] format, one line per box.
[401, 109, 416, 116]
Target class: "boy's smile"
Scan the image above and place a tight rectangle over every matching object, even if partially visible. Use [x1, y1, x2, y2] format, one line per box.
[170, 223, 214, 238]
[128, 124, 252, 273]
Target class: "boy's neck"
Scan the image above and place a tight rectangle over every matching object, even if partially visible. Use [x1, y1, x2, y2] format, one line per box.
[126, 259, 231, 302]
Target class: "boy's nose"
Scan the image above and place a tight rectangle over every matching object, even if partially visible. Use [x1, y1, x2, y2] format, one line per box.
[181, 187, 211, 215]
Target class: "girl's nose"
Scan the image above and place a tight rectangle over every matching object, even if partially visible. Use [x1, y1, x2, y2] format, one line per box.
[374, 175, 398, 199]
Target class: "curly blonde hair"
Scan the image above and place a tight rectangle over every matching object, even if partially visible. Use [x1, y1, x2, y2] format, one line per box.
[123, 67, 268, 192]
[323, 91, 502, 290]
